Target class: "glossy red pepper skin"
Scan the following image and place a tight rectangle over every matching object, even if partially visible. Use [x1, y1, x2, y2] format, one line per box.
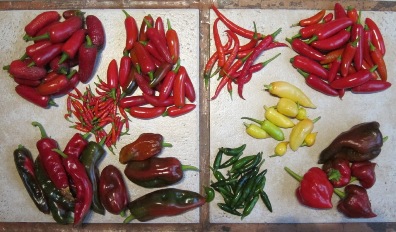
[150, 62, 173, 88]
[322, 158, 351, 188]
[351, 161, 376, 189]
[24, 11, 61, 37]
[119, 96, 147, 108]
[139, 15, 154, 42]
[313, 18, 353, 41]
[134, 71, 155, 96]
[346, 6, 358, 23]
[128, 106, 166, 119]
[59, 28, 86, 63]
[337, 184, 376, 218]
[301, 71, 339, 96]
[289, 38, 325, 61]
[166, 19, 180, 64]
[146, 27, 173, 64]
[213, 18, 225, 68]
[351, 80, 391, 93]
[296, 167, 333, 209]
[322, 13, 333, 23]
[99, 165, 128, 215]
[78, 35, 98, 83]
[155, 17, 167, 45]
[219, 30, 240, 78]
[334, 3, 347, 19]
[340, 38, 359, 77]
[351, 23, 364, 71]
[365, 18, 385, 55]
[164, 104, 196, 117]
[15, 85, 55, 108]
[144, 41, 165, 63]
[62, 155, 93, 225]
[369, 43, 387, 81]
[36, 71, 73, 96]
[363, 26, 375, 67]
[184, 71, 196, 103]
[122, 10, 138, 51]
[33, 21, 60, 42]
[310, 29, 350, 51]
[142, 93, 174, 107]
[107, 59, 119, 90]
[86, 15, 105, 50]
[26, 40, 52, 58]
[31, 43, 63, 67]
[291, 55, 328, 80]
[14, 77, 41, 87]
[62, 9, 85, 20]
[55, 72, 79, 96]
[63, 133, 89, 159]
[295, 23, 322, 39]
[173, 66, 187, 108]
[134, 42, 155, 76]
[293, 9, 325, 27]
[119, 53, 132, 89]
[327, 56, 341, 83]
[330, 69, 373, 89]
[7, 59, 47, 80]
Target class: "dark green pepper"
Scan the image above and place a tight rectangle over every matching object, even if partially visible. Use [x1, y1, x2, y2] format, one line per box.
[48, 199, 74, 224]
[220, 144, 246, 156]
[123, 188, 206, 222]
[14, 145, 49, 214]
[79, 140, 106, 215]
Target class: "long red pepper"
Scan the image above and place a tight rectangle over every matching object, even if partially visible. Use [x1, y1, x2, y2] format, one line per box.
[78, 35, 98, 83]
[55, 71, 80, 96]
[134, 71, 154, 96]
[308, 18, 353, 42]
[320, 48, 344, 64]
[163, 104, 196, 117]
[146, 21, 173, 64]
[351, 20, 364, 71]
[291, 55, 328, 80]
[128, 106, 166, 119]
[155, 17, 167, 46]
[13, 77, 41, 87]
[59, 28, 86, 64]
[144, 41, 165, 63]
[24, 11, 60, 37]
[330, 66, 377, 89]
[219, 30, 240, 78]
[139, 15, 154, 42]
[365, 18, 385, 55]
[36, 70, 77, 96]
[166, 19, 180, 64]
[159, 61, 181, 101]
[25, 40, 52, 58]
[142, 93, 175, 107]
[213, 18, 225, 68]
[297, 69, 339, 96]
[63, 133, 89, 159]
[293, 23, 322, 39]
[351, 80, 391, 93]
[363, 25, 374, 67]
[119, 96, 147, 108]
[292, 9, 326, 27]
[327, 56, 341, 83]
[30, 43, 63, 67]
[119, 51, 132, 89]
[310, 29, 350, 51]
[86, 15, 105, 49]
[134, 42, 155, 80]
[184, 71, 196, 103]
[248, 52, 280, 74]
[340, 37, 359, 77]
[173, 66, 187, 108]
[107, 59, 119, 100]
[122, 10, 138, 51]
[369, 42, 387, 81]
[287, 37, 325, 61]
[322, 13, 333, 23]
[15, 85, 56, 108]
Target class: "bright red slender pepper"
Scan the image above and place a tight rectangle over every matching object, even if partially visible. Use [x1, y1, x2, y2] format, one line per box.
[24, 11, 61, 37]
[163, 104, 196, 117]
[213, 18, 225, 68]
[330, 66, 376, 89]
[334, 3, 347, 19]
[63, 133, 89, 159]
[297, 69, 339, 96]
[363, 25, 375, 67]
[128, 106, 166, 119]
[146, 23, 173, 64]
[211, 75, 229, 100]
[59, 28, 86, 64]
[320, 48, 344, 64]
[293, 23, 322, 39]
[155, 17, 167, 45]
[340, 37, 359, 77]
[30, 43, 63, 67]
[36, 70, 77, 96]
[15, 85, 57, 108]
[292, 9, 325, 27]
[139, 15, 154, 42]
[211, 4, 263, 39]
[25, 40, 52, 58]
[122, 10, 138, 51]
[134, 71, 154, 96]
[219, 30, 240, 78]
[327, 56, 341, 83]
[78, 35, 98, 83]
[291, 55, 329, 80]
[351, 80, 391, 94]
[309, 18, 353, 42]
[346, 6, 358, 23]
[166, 19, 180, 64]
[142, 93, 175, 107]
[310, 29, 350, 51]
[119, 51, 132, 89]
[322, 158, 351, 188]
[6, 59, 47, 80]
[351, 21, 364, 71]
[248, 52, 280, 74]
[287, 38, 325, 61]
[173, 66, 187, 108]
[134, 42, 155, 80]
[143, 41, 165, 63]
[369, 42, 387, 81]
[86, 15, 105, 50]
[184, 71, 196, 103]
[365, 18, 385, 55]
[226, 52, 252, 79]
[322, 13, 333, 23]
[107, 59, 119, 91]
[159, 61, 181, 101]
[119, 96, 147, 108]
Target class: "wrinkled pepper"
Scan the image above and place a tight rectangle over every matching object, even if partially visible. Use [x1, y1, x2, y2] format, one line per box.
[337, 184, 376, 218]
[318, 121, 383, 164]
[119, 133, 172, 164]
[99, 165, 128, 215]
[14, 145, 49, 214]
[124, 157, 199, 188]
[284, 167, 333, 209]
[322, 157, 351, 188]
[351, 161, 376, 189]
[123, 188, 206, 222]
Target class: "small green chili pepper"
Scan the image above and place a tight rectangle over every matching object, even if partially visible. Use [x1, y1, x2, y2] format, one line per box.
[260, 190, 273, 213]
[218, 151, 243, 169]
[210, 178, 238, 188]
[242, 117, 284, 141]
[241, 194, 259, 219]
[220, 144, 246, 156]
[213, 149, 223, 170]
[204, 186, 215, 203]
[235, 173, 258, 208]
[231, 154, 257, 172]
[217, 203, 242, 216]
[210, 166, 226, 181]
[232, 153, 263, 174]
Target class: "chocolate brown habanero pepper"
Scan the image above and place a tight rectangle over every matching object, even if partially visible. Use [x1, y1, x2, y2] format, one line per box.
[318, 122, 383, 164]
[119, 133, 172, 164]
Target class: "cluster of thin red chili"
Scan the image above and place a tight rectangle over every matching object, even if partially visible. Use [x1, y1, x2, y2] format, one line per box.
[3, 10, 105, 108]
[205, 5, 286, 100]
[289, 3, 390, 97]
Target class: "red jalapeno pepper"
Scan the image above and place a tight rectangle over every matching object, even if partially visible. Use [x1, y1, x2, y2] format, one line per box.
[29, 43, 63, 67]
[15, 85, 57, 108]
[291, 9, 326, 27]
[86, 15, 105, 50]
[173, 65, 187, 108]
[134, 42, 155, 80]
[287, 38, 325, 61]
[142, 93, 175, 107]
[310, 29, 350, 51]
[291, 55, 328, 80]
[369, 42, 387, 81]
[6, 59, 47, 80]
[159, 61, 181, 101]
[334, 3, 347, 19]
[59, 28, 86, 64]
[340, 37, 359, 77]
[330, 66, 377, 89]
[163, 104, 196, 117]
[146, 23, 173, 64]
[63, 132, 89, 159]
[119, 95, 147, 108]
[166, 19, 180, 64]
[99, 165, 128, 215]
[78, 35, 98, 83]
[122, 10, 138, 51]
[24, 11, 61, 37]
[128, 106, 166, 119]
[351, 80, 391, 94]
[25, 40, 52, 58]
[365, 17, 385, 55]
[36, 70, 77, 96]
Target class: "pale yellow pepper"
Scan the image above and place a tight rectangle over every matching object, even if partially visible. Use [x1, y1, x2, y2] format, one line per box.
[303, 132, 318, 147]
[289, 117, 321, 151]
[264, 81, 316, 108]
[276, 98, 298, 118]
[296, 107, 307, 120]
[244, 123, 270, 139]
[270, 141, 289, 157]
[264, 106, 295, 128]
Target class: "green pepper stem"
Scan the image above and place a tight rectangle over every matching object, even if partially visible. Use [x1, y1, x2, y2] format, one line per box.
[162, 142, 172, 148]
[82, 132, 91, 140]
[52, 148, 68, 158]
[383, 136, 389, 143]
[122, 9, 131, 18]
[241, 117, 264, 125]
[167, 18, 173, 30]
[32, 121, 48, 138]
[270, 28, 282, 40]
[123, 214, 136, 223]
[181, 164, 199, 172]
[143, 18, 153, 28]
[99, 137, 106, 147]
[284, 166, 302, 182]
[258, 53, 281, 68]
[334, 188, 345, 199]
[312, 116, 321, 124]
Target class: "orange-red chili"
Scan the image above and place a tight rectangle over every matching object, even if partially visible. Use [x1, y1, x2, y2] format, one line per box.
[365, 17, 385, 55]
[292, 9, 325, 27]
[369, 42, 387, 81]
[166, 19, 180, 64]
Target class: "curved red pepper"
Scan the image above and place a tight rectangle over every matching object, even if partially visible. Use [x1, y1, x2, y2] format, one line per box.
[219, 30, 240, 78]
[173, 66, 187, 108]
[119, 95, 147, 108]
[327, 56, 341, 83]
[36, 70, 76, 96]
[288, 38, 325, 61]
[184, 71, 196, 103]
[30, 43, 63, 67]
[340, 38, 359, 77]
[291, 55, 328, 80]
[294, 23, 322, 39]
[139, 15, 154, 42]
[351, 22, 364, 71]
[330, 68, 375, 89]
[311, 18, 353, 42]
[7, 59, 47, 80]
[213, 18, 225, 68]
[297, 69, 338, 96]
[25, 40, 52, 58]
[365, 18, 385, 55]
[86, 15, 105, 50]
[59, 28, 86, 64]
[134, 42, 155, 79]
[142, 93, 174, 107]
[363, 25, 374, 67]
[63, 132, 89, 159]
[24, 11, 61, 37]
[122, 10, 138, 51]
[159, 62, 180, 101]
[78, 35, 98, 83]
[292, 9, 325, 27]
[128, 106, 166, 119]
[166, 19, 180, 64]
[146, 27, 173, 64]
[369, 43, 387, 81]
[164, 104, 196, 117]
[99, 165, 128, 215]
[310, 29, 350, 51]
[134, 71, 154, 96]
[322, 13, 333, 23]
[322, 158, 351, 188]
[15, 85, 56, 108]
[351, 80, 391, 94]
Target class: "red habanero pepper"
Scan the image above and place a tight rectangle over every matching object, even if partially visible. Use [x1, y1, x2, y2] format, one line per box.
[139, 15, 154, 42]
[334, 3, 347, 19]
[30, 43, 63, 67]
[36, 70, 77, 96]
[351, 161, 376, 189]
[86, 15, 105, 50]
[146, 23, 173, 64]
[322, 13, 333, 23]
[15, 85, 56, 108]
[340, 37, 359, 77]
[213, 18, 226, 68]
[363, 25, 375, 67]
[337, 184, 377, 218]
[155, 17, 167, 46]
[163, 104, 196, 117]
[128, 106, 166, 119]
[365, 18, 385, 55]
[27, 16, 83, 44]
[297, 69, 339, 96]
[287, 38, 325, 61]
[369, 42, 387, 81]
[291, 55, 329, 80]
[58, 28, 86, 64]
[310, 29, 350, 51]
[24, 11, 61, 37]
[322, 158, 351, 188]
[78, 35, 98, 83]
[173, 65, 187, 108]
[134, 42, 155, 80]
[159, 61, 181, 101]
[309, 18, 353, 42]
[134, 71, 155, 96]
[142, 93, 175, 107]
[25, 40, 52, 58]
[99, 165, 128, 215]
[32, 121, 73, 200]
[211, 4, 263, 39]
[184, 70, 196, 103]
[351, 20, 364, 71]
[291, 9, 326, 27]
[166, 19, 180, 64]
[63, 132, 89, 159]
[351, 80, 391, 93]
[119, 51, 132, 89]
[330, 66, 377, 89]
[122, 10, 138, 51]
[6, 59, 47, 80]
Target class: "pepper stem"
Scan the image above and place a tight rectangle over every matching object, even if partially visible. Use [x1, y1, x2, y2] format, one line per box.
[181, 164, 199, 172]
[284, 166, 302, 182]
[122, 9, 131, 18]
[123, 214, 136, 223]
[32, 121, 48, 138]
[162, 142, 173, 148]
[52, 148, 68, 158]
[334, 188, 345, 199]
[270, 28, 282, 40]
[258, 53, 281, 68]
[241, 117, 264, 125]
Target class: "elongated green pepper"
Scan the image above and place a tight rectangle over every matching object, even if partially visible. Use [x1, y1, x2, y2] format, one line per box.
[79, 139, 106, 215]
[48, 199, 74, 224]
[242, 117, 284, 141]
[220, 144, 246, 156]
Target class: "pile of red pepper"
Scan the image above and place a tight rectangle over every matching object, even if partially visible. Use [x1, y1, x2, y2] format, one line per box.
[284, 121, 386, 218]
[289, 3, 391, 97]
[206, 5, 286, 100]
[3, 10, 105, 108]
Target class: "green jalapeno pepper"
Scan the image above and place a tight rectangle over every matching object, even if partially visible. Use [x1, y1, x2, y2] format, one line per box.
[260, 190, 272, 212]
[220, 144, 246, 156]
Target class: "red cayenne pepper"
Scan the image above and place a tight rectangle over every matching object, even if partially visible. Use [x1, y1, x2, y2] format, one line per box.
[340, 37, 359, 77]
[369, 42, 387, 81]
[213, 18, 225, 68]
[330, 66, 377, 89]
[119, 51, 132, 89]
[155, 17, 167, 46]
[159, 61, 181, 101]
[219, 30, 240, 78]
[128, 106, 167, 119]
[363, 25, 375, 67]
[146, 21, 173, 64]
[24, 11, 61, 37]
[351, 18, 364, 71]
[365, 17, 385, 55]
[86, 15, 105, 50]
[163, 104, 196, 117]
[308, 18, 353, 42]
[58, 28, 86, 64]
[292, 23, 322, 40]
[310, 29, 351, 52]
[134, 42, 155, 80]
[291, 9, 326, 27]
[327, 56, 341, 83]
[32, 121, 73, 200]
[15, 85, 57, 108]
[122, 10, 138, 51]
[173, 65, 187, 108]
[287, 37, 325, 61]
[290, 55, 329, 80]
[297, 69, 339, 96]
[351, 80, 391, 94]
[78, 35, 98, 83]
[107, 59, 119, 99]
[166, 19, 180, 64]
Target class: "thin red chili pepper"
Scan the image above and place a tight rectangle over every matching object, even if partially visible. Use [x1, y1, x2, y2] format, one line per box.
[165, 19, 180, 64]
[134, 42, 155, 80]
[334, 3, 347, 19]
[134, 70, 155, 96]
[327, 56, 341, 83]
[365, 17, 385, 55]
[155, 17, 167, 46]
[322, 13, 333, 23]
[351, 20, 364, 71]
[219, 30, 239, 78]
[363, 25, 374, 67]
[204, 52, 219, 86]
[59, 28, 86, 64]
[119, 51, 132, 90]
[330, 66, 376, 89]
[292, 9, 326, 27]
[211, 75, 229, 100]
[213, 18, 225, 68]
[163, 104, 196, 117]
[119, 96, 147, 108]
[226, 51, 252, 79]
[291, 55, 329, 80]
[159, 61, 181, 101]
[142, 93, 175, 107]
[287, 37, 325, 61]
[292, 23, 322, 39]
[351, 80, 391, 93]
[236, 48, 254, 59]
[340, 37, 359, 77]
[310, 29, 350, 51]
[308, 18, 353, 43]
[24, 11, 61, 37]
[248, 53, 281, 74]
[211, 4, 263, 39]
[128, 106, 166, 119]
[139, 15, 154, 42]
[146, 25, 173, 64]
[369, 42, 387, 81]
[237, 71, 252, 99]
[297, 69, 338, 96]
[122, 10, 138, 51]
[173, 66, 187, 108]
[227, 78, 233, 97]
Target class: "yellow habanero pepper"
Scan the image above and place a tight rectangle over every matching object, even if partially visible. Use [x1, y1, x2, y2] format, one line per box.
[244, 123, 270, 139]
[264, 106, 294, 128]
[289, 117, 321, 151]
[276, 98, 298, 118]
[264, 81, 316, 108]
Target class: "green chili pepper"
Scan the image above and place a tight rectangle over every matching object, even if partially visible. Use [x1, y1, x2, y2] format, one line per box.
[247, 170, 267, 200]
[241, 195, 259, 219]
[213, 149, 223, 170]
[235, 173, 258, 208]
[232, 153, 263, 174]
[218, 152, 243, 169]
[230, 171, 254, 208]
[244, 123, 270, 139]
[48, 199, 74, 224]
[217, 186, 233, 199]
[210, 167, 226, 181]
[231, 154, 257, 172]
[204, 186, 215, 203]
[79, 140, 106, 215]
[242, 117, 284, 141]
[217, 203, 242, 216]
[220, 144, 246, 156]
[260, 190, 273, 213]
[210, 178, 238, 188]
